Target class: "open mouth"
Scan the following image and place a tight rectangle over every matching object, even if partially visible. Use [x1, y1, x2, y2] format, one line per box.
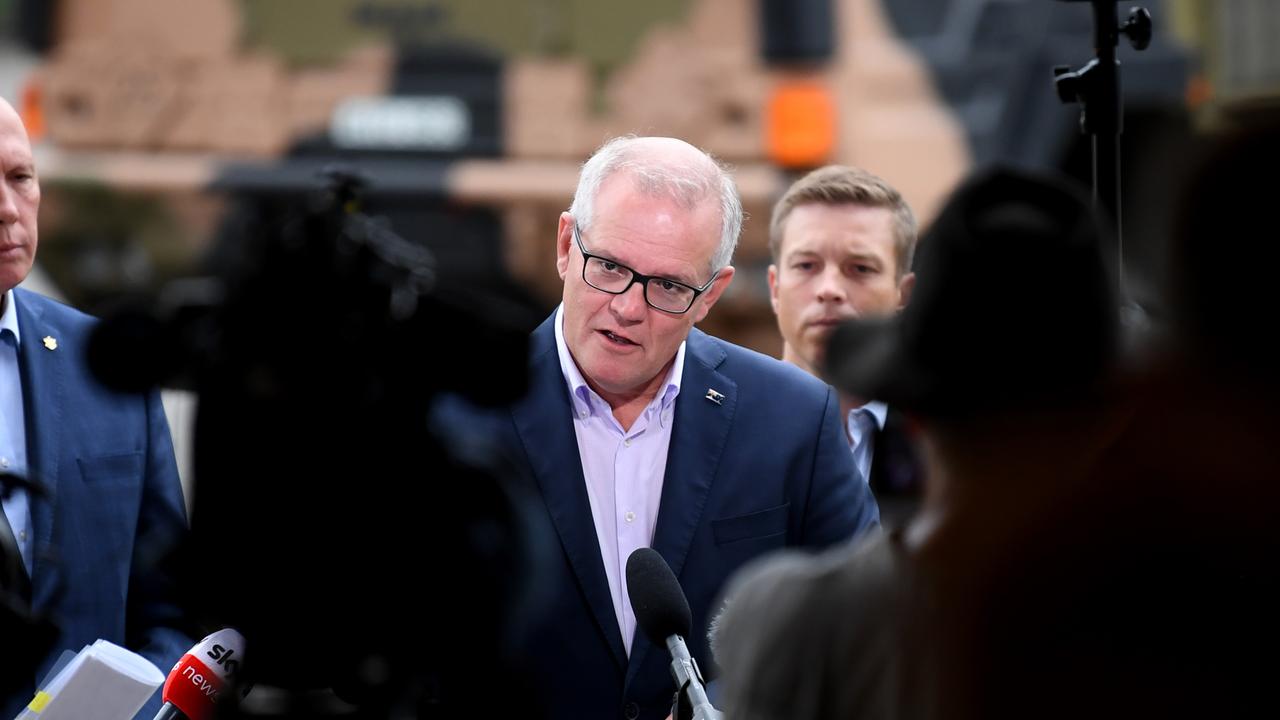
[599, 329, 637, 346]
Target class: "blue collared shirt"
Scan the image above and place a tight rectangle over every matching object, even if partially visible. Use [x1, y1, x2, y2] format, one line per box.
[0, 289, 34, 573]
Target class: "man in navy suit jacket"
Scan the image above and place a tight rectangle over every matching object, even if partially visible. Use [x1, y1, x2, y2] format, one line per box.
[0, 97, 191, 720]
[499, 137, 877, 720]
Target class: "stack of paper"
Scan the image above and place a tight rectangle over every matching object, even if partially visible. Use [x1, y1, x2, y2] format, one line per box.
[15, 640, 163, 720]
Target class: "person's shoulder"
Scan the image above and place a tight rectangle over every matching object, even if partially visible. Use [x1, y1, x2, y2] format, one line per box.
[714, 530, 907, 718]
[720, 530, 908, 652]
[14, 287, 97, 332]
[690, 329, 830, 396]
[723, 531, 907, 633]
[724, 528, 899, 612]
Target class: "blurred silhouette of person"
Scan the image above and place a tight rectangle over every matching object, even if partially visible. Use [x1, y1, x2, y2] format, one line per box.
[1078, 119, 1280, 718]
[767, 165, 926, 523]
[0, 97, 191, 720]
[715, 167, 1137, 720]
[468, 136, 877, 720]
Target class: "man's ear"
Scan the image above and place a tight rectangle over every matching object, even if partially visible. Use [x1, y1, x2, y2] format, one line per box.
[693, 265, 736, 323]
[556, 212, 574, 280]
[896, 271, 915, 311]
[767, 263, 780, 316]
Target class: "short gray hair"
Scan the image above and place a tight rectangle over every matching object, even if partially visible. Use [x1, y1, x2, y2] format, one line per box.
[569, 136, 743, 272]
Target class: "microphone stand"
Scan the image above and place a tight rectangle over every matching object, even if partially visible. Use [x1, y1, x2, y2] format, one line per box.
[665, 635, 722, 720]
[1052, 0, 1152, 304]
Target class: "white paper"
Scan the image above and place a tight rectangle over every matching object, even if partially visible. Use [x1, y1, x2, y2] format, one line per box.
[15, 640, 163, 720]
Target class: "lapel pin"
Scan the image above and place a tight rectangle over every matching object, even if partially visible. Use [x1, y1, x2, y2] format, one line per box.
[704, 388, 725, 405]
[42, 336, 57, 351]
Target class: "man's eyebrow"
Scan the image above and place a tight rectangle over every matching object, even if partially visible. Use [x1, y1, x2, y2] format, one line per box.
[589, 246, 626, 267]
[641, 264, 699, 288]
[783, 249, 819, 262]
[844, 252, 885, 265]
[655, 266, 702, 287]
[598, 248, 699, 287]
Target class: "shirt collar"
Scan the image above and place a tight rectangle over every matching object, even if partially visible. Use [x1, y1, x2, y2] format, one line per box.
[849, 399, 889, 432]
[553, 304, 685, 419]
[0, 290, 20, 345]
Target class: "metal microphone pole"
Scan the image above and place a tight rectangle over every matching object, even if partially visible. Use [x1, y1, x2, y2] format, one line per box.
[1052, 0, 1152, 303]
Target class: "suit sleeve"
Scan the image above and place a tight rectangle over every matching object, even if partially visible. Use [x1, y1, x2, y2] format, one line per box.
[799, 386, 879, 547]
[126, 390, 194, 717]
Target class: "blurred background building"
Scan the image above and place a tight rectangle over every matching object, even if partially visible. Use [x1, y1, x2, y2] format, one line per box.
[0, 0, 1272, 356]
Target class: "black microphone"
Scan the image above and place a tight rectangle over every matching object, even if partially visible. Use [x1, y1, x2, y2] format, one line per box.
[626, 548, 723, 720]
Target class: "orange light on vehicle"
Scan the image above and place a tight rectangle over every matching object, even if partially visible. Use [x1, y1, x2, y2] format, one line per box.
[766, 80, 836, 169]
[1185, 72, 1213, 109]
[20, 79, 45, 142]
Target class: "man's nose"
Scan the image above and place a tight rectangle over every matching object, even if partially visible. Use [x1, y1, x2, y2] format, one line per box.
[815, 268, 846, 302]
[609, 280, 649, 322]
[0, 185, 18, 225]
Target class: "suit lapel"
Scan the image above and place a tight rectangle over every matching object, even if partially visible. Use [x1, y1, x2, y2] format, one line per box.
[627, 329, 736, 687]
[13, 290, 65, 595]
[510, 315, 628, 670]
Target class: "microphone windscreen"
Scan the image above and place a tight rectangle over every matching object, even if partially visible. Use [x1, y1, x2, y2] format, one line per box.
[626, 547, 692, 645]
[162, 629, 245, 720]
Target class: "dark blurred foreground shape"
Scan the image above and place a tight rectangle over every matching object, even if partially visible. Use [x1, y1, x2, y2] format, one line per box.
[956, 117, 1280, 720]
[87, 168, 553, 718]
[718, 147, 1280, 718]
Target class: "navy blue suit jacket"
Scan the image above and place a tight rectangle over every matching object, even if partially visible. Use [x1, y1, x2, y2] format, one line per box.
[502, 315, 878, 720]
[2, 289, 191, 720]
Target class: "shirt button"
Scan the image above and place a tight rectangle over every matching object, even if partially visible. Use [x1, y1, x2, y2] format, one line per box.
[625, 511, 635, 523]
[623, 439, 631, 448]
[18, 531, 26, 541]
[0, 457, 8, 468]
[579, 410, 588, 419]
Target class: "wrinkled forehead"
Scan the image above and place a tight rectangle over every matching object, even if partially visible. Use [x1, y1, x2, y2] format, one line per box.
[599, 193, 721, 252]
[0, 108, 34, 166]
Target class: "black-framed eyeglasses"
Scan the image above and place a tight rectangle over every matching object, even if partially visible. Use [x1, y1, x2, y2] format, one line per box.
[572, 222, 717, 315]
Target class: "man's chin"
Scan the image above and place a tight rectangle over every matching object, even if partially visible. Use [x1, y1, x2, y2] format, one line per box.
[805, 322, 842, 340]
[803, 335, 832, 360]
[0, 265, 33, 294]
